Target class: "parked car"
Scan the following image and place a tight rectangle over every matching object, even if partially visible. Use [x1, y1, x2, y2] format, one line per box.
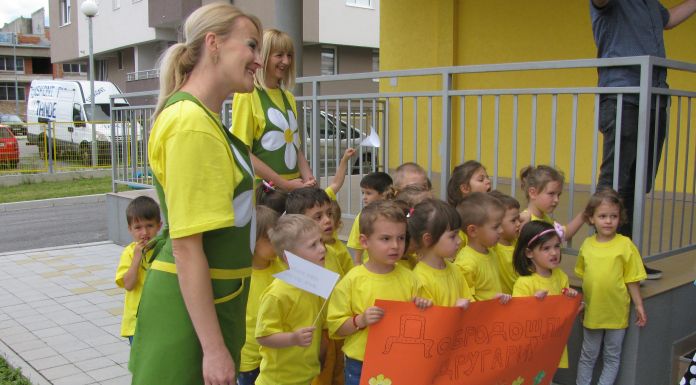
[0, 114, 26, 136]
[303, 110, 376, 175]
[0, 125, 19, 168]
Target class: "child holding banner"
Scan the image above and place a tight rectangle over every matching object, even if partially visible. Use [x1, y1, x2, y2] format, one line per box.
[409, 198, 474, 307]
[238, 206, 284, 385]
[512, 220, 579, 368]
[489, 190, 522, 295]
[454, 192, 512, 303]
[575, 188, 647, 385]
[255, 215, 327, 385]
[327, 200, 433, 385]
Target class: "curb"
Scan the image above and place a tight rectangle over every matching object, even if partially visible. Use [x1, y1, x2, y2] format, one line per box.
[0, 241, 116, 258]
[0, 339, 52, 385]
[0, 194, 106, 213]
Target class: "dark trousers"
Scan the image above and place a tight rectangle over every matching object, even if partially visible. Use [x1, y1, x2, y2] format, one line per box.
[597, 96, 667, 238]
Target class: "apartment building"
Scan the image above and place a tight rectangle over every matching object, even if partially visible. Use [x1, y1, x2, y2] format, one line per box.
[48, 0, 379, 96]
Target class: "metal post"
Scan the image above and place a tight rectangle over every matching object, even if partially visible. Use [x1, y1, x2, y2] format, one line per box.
[13, 32, 19, 116]
[47, 122, 54, 174]
[440, 71, 452, 200]
[632, 56, 654, 255]
[88, 15, 97, 167]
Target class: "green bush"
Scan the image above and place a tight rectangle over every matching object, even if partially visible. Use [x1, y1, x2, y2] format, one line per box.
[0, 357, 32, 385]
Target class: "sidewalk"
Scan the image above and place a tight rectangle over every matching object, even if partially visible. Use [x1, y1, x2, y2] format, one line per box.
[0, 241, 130, 385]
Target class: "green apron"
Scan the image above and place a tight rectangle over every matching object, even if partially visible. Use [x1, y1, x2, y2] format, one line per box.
[130, 92, 255, 385]
[252, 87, 301, 179]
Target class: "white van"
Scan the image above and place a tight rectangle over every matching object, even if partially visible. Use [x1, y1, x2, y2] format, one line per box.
[26, 80, 130, 163]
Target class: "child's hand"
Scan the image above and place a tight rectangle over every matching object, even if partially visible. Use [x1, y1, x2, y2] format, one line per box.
[634, 305, 647, 327]
[342, 148, 356, 161]
[494, 293, 512, 304]
[454, 298, 470, 310]
[534, 290, 548, 300]
[292, 326, 316, 347]
[361, 306, 384, 327]
[562, 287, 578, 297]
[303, 176, 317, 187]
[134, 239, 147, 259]
[413, 297, 433, 310]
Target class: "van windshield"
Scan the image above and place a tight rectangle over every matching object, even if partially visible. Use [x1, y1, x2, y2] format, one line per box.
[84, 103, 128, 122]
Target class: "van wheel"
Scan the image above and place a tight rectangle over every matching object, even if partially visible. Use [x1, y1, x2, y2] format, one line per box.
[80, 144, 92, 166]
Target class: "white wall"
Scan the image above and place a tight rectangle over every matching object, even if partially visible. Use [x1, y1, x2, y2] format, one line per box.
[78, 0, 157, 57]
[318, 0, 379, 48]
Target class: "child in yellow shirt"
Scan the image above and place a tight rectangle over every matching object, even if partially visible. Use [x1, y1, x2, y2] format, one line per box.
[327, 200, 432, 385]
[454, 192, 511, 303]
[409, 198, 474, 307]
[575, 189, 647, 385]
[238, 206, 285, 385]
[447, 160, 492, 250]
[114, 196, 162, 344]
[489, 190, 521, 294]
[346, 172, 394, 264]
[255, 215, 328, 385]
[512, 220, 579, 368]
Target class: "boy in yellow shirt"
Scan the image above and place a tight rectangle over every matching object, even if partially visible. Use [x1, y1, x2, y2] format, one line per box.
[256, 215, 328, 385]
[454, 192, 511, 303]
[114, 196, 162, 344]
[327, 200, 432, 385]
[238, 206, 285, 385]
[346, 172, 394, 264]
[489, 190, 522, 295]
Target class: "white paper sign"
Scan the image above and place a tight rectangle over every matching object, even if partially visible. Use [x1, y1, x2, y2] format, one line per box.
[360, 128, 381, 148]
[273, 251, 340, 299]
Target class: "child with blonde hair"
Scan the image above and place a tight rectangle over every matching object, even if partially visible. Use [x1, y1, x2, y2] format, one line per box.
[575, 188, 647, 385]
[512, 220, 579, 368]
[409, 199, 474, 307]
[255, 215, 327, 385]
[327, 200, 432, 385]
[393, 162, 431, 191]
[518, 165, 584, 242]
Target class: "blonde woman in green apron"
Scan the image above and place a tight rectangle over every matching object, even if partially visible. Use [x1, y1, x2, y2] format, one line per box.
[231, 29, 315, 191]
[128, 4, 262, 385]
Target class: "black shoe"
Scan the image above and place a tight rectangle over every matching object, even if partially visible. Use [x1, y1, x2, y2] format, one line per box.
[644, 265, 662, 280]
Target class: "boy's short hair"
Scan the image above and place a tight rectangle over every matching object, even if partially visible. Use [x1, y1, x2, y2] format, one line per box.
[126, 196, 161, 226]
[394, 184, 432, 208]
[394, 162, 431, 190]
[359, 200, 407, 237]
[359, 172, 393, 194]
[488, 190, 520, 211]
[268, 214, 321, 257]
[256, 205, 280, 242]
[456, 192, 505, 230]
[285, 187, 331, 215]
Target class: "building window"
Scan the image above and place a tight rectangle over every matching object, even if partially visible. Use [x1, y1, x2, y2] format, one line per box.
[0, 83, 26, 101]
[118, 51, 123, 70]
[113, 0, 121, 10]
[372, 49, 379, 72]
[0, 56, 24, 72]
[63, 63, 88, 74]
[346, 0, 374, 8]
[321, 47, 336, 76]
[59, 0, 71, 25]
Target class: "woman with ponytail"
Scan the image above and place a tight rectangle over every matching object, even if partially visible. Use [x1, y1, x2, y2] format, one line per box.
[129, 4, 262, 385]
[231, 29, 315, 191]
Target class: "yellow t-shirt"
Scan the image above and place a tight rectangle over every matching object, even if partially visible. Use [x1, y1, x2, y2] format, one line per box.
[397, 253, 419, 270]
[413, 261, 474, 306]
[327, 264, 421, 361]
[231, 88, 298, 150]
[493, 242, 518, 295]
[512, 269, 570, 368]
[347, 212, 362, 250]
[148, 100, 245, 239]
[575, 234, 647, 329]
[114, 242, 153, 337]
[240, 257, 286, 372]
[458, 230, 468, 250]
[454, 245, 502, 301]
[528, 210, 553, 224]
[256, 279, 325, 385]
[325, 238, 355, 278]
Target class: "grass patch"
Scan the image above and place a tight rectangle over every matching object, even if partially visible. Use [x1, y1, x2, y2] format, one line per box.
[0, 176, 129, 204]
[0, 356, 32, 385]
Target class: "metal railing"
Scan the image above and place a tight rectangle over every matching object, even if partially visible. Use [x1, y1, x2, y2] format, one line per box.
[109, 56, 696, 259]
[126, 69, 160, 82]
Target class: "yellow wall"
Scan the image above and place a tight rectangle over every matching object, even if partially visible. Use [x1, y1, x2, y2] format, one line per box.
[380, 0, 696, 192]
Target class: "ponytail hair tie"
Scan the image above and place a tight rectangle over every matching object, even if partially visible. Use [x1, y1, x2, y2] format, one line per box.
[526, 222, 564, 247]
[406, 207, 415, 218]
[261, 180, 275, 193]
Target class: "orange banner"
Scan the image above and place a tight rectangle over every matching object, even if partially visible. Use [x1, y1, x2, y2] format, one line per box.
[361, 296, 581, 385]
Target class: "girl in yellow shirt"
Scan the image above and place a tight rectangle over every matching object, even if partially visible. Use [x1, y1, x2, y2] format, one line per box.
[446, 160, 492, 250]
[408, 198, 474, 307]
[511, 220, 579, 368]
[575, 189, 647, 385]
